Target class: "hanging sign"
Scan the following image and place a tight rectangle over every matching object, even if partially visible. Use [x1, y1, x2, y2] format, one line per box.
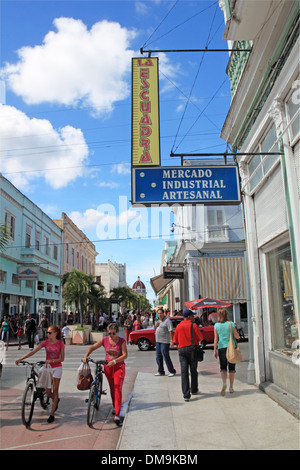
[163, 266, 184, 279]
[131, 57, 161, 167]
[132, 165, 241, 206]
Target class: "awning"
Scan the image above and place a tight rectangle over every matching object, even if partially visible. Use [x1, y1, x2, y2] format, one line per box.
[199, 256, 247, 302]
[150, 273, 173, 295]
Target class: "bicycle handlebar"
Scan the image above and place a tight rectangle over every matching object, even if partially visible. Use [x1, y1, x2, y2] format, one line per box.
[85, 358, 108, 365]
[19, 360, 45, 367]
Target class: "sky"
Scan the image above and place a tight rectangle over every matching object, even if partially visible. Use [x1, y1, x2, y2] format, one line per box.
[0, 0, 232, 304]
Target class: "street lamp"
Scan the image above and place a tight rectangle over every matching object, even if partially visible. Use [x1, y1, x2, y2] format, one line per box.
[170, 223, 191, 233]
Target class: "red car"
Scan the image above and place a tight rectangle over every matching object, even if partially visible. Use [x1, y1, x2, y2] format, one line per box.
[129, 315, 214, 351]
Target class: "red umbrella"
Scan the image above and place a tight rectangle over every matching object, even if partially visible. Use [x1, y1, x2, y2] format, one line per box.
[184, 297, 232, 310]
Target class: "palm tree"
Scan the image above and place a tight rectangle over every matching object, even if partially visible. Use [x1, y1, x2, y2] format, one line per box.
[62, 269, 95, 327]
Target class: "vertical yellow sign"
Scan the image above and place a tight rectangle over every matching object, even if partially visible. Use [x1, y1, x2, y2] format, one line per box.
[131, 57, 161, 167]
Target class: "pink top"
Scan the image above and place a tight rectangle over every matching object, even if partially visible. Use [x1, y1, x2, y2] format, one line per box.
[102, 336, 125, 363]
[40, 340, 65, 368]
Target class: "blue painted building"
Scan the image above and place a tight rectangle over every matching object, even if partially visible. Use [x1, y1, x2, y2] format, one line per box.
[0, 174, 62, 324]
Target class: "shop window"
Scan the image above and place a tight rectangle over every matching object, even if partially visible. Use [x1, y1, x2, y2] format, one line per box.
[267, 243, 299, 355]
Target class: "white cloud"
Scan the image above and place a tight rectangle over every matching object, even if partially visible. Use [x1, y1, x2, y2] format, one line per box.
[1, 17, 137, 115]
[0, 104, 89, 189]
[98, 181, 120, 189]
[69, 207, 140, 231]
[111, 163, 130, 175]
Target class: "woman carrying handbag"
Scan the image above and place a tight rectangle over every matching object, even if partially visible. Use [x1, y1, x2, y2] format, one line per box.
[214, 309, 240, 396]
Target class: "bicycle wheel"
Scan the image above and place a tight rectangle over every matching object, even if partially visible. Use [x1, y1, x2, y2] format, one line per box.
[95, 374, 103, 410]
[87, 383, 97, 427]
[21, 381, 35, 427]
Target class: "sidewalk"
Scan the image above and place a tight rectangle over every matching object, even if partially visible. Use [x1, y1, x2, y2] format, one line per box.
[117, 365, 300, 451]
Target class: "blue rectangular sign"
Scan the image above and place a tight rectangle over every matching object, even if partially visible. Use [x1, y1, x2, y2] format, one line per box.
[132, 166, 241, 205]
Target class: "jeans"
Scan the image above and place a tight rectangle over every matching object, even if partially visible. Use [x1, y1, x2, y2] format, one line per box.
[27, 331, 35, 349]
[178, 346, 198, 399]
[156, 342, 176, 375]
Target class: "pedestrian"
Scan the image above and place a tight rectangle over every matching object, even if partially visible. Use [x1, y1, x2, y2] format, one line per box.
[38, 314, 49, 340]
[173, 309, 203, 401]
[62, 323, 71, 343]
[0, 316, 14, 351]
[124, 316, 133, 344]
[133, 314, 142, 331]
[154, 309, 176, 377]
[16, 325, 65, 423]
[82, 322, 128, 426]
[24, 314, 36, 349]
[214, 308, 240, 396]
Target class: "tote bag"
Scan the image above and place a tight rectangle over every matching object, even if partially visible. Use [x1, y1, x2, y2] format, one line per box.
[226, 322, 242, 364]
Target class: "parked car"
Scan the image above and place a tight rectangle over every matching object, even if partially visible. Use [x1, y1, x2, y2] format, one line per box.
[129, 315, 215, 351]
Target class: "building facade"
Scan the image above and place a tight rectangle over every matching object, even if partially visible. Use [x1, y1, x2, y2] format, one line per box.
[0, 175, 62, 323]
[53, 212, 98, 277]
[157, 201, 247, 325]
[219, 0, 299, 402]
[95, 260, 121, 295]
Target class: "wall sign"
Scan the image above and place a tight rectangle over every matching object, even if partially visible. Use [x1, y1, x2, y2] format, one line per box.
[132, 165, 241, 205]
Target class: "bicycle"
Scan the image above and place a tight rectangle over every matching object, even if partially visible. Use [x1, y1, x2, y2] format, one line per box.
[19, 361, 50, 427]
[85, 358, 107, 428]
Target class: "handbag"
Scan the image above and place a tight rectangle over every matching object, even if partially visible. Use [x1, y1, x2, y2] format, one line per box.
[191, 321, 205, 362]
[226, 322, 242, 364]
[77, 362, 93, 391]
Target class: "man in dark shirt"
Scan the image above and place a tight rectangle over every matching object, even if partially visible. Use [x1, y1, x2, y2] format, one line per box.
[173, 309, 203, 401]
[24, 314, 36, 349]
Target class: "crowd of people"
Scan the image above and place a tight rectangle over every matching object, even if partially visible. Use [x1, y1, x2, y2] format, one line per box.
[1, 306, 240, 426]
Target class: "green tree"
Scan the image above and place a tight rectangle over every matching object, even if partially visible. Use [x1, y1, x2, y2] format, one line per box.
[62, 269, 95, 327]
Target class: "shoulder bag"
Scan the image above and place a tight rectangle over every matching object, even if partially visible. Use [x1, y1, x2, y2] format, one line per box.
[191, 321, 205, 362]
[226, 322, 242, 364]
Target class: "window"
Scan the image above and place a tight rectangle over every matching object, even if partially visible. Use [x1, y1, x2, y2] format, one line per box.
[248, 124, 280, 192]
[266, 243, 298, 353]
[44, 236, 50, 256]
[38, 281, 44, 291]
[66, 243, 69, 264]
[35, 230, 41, 250]
[25, 224, 31, 248]
[5, 211, 15, 240]
[53, 244, 58, 260]
[47, 283, 53, 293]
[72, 248, 74, 267]
[12, 274, 19, 285]
[0, 271, 6, 283]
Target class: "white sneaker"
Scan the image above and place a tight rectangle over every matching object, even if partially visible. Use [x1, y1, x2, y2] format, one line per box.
[168, 372, 176, 377]
[229, 387, 234, 393]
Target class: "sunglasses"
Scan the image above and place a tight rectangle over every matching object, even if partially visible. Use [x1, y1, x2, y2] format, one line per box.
[108, 332, 117, 336]
[47, 331, 53, 335]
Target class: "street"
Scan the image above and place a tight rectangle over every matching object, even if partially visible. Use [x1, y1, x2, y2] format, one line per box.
[0, 329, 181, 450]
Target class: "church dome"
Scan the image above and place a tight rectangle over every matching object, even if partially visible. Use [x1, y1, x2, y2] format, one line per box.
[132, 276, 146, 293]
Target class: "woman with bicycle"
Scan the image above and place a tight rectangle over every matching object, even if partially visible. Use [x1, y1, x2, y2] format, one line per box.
[82, 322, 128, 426]
[16, 325, 65, 423]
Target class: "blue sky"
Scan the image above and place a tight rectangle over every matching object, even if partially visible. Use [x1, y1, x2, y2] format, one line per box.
[0, 0, 231, 303]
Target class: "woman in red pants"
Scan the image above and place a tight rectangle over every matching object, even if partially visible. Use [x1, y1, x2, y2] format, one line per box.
[82, 323, 128, 426]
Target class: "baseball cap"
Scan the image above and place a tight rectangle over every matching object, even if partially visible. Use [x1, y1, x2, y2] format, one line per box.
[183, 309, 195, 317]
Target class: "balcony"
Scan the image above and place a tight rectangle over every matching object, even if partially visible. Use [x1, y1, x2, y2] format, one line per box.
[205, 225, 230, 243]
